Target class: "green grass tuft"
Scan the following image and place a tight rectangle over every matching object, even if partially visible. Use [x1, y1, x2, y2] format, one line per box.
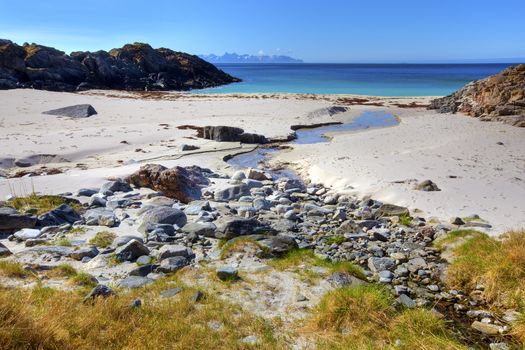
[88, 231, 116, 248]
[8, 193, 82, 215]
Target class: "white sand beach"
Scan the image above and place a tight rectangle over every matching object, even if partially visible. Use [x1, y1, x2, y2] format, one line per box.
[1, 89, 524, 234]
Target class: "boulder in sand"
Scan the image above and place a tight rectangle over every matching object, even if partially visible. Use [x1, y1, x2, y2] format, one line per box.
[127, 164, 210, 203]
[43, 104, 97, 118]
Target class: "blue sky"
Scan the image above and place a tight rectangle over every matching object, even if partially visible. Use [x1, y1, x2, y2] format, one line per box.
[1, 0, 524, 62]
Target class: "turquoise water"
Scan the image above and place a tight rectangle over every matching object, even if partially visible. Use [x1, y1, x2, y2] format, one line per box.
[197, 63, 514, 96]
[294, 111, 398, 144]
[227, 111, 398, 174]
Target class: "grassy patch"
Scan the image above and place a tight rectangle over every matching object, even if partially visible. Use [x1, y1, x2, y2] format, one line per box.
[0, 276, 283, 349]
[8, 193, 82, 215]
[399, 213, 412, 226]
[88, 231, 116, 248]
[303, 284, 467, 349]
[68, 227, 87, 235]
[220, 237, 268, 259]
[444, 230, 525, 310]
[326, 235, 346, 245]
[462, 214, 486, 223]
[269, 249, 366, 280]
[47, 264, 97, 288]
[0, 261, 31, 278]
[433, 229, 485, 251]
[54, 237, 72, 247]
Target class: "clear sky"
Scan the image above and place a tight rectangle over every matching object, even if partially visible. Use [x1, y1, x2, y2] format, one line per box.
[1, 0, 524, 62]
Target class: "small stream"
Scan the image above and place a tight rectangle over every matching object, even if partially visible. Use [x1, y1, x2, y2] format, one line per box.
[226, 110, 398, 178]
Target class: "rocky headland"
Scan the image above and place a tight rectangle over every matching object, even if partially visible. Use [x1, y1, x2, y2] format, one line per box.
[430, 64, 525, 127]
[0, 40, 240, 92]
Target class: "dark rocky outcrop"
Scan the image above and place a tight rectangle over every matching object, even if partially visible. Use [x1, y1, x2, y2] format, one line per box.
[429, 64, 525, 127]
[202, 126, 268, 144]
[43, 104, 97, 118]
[0, 206, 37, 233]
[127, 164, 210, 203]
[0, 40, 240, 92]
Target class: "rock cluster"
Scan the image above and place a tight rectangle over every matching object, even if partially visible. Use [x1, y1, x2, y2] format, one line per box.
[0, 163, 516, 346]
[0, 39, 240, 92]
[429, 64, 525, 127]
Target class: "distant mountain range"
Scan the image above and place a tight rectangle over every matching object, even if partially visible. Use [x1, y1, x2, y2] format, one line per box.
[199, 53, 303, 64]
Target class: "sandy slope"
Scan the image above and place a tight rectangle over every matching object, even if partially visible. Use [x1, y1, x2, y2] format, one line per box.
[1, 89, 524, 235]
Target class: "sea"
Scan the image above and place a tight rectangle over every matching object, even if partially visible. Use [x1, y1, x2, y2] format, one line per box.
[196, 63, 516, 96]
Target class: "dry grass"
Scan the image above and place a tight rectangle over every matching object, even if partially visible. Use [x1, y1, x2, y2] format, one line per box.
[303, 284, 467, 349]
[441, 229, 525, 345]
[46, 264, 98, 288]
[0, 275, 283, 349]
[88, 231, 116, 248]
[8, 193, 82, 215]
[0, 260, 31, 279]
[443, 230, 525, 309]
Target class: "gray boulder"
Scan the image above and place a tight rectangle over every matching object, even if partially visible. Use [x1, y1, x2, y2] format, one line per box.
[215, 218, 274, 239]
[183, 200, 212, 215]
[43, 104, 97, 118]
[13, 228, 42, 241]
[100, 180, 132, 194]
[216, 266, 238, 281]
[70, 246, 99, 261]
[181, 222, 217, 237]
[37, 204, 81, 227]
[375, 204, 409, 218]
[368, 257, 395, 272]
[157, 244, 194, 261]
[84, 208, 118, 227]
[141, 206, 187, 228]
[214, 184, 249, 201]
[156, 256, 190, 273]
[115, 239, 150, 262]
[0, 206, 37, 232]
[117, 276, 154, 289]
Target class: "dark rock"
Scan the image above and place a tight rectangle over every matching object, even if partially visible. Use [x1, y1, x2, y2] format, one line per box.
[156, 256, 190, 273]
[129, 264, 156, 277]
[0, 206, 37, 232]
[43, 104, 97, 118]
[216, 266, 238, 281]
[202, 126, 267, 144]
[251, 234, 298, 255]
[113, 235, 143, 247]
[181, 222, 217, 237]
[70, 246, 99, 260]
[203, 126, 243, 141]
[100, 180, 132, 194]
[141, 206, 187, 228]
[215, 218, 274, 239]
[214, 184, 249, 201]
[157, 244, 194, 261]
[0, 242, 12, 256]
[77, 188, 99, 197]
[368, 257, 395, 272]
[83, 284, 114, 302]
[375, 204, 409, 218]
[328, 271, 366, 288]
[37, 204, 81, 227]
[183, 200, 212, 215]
[127, 164, 209, 203]
[115, 239, 150, 262]
[0, 40, 239, 92]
